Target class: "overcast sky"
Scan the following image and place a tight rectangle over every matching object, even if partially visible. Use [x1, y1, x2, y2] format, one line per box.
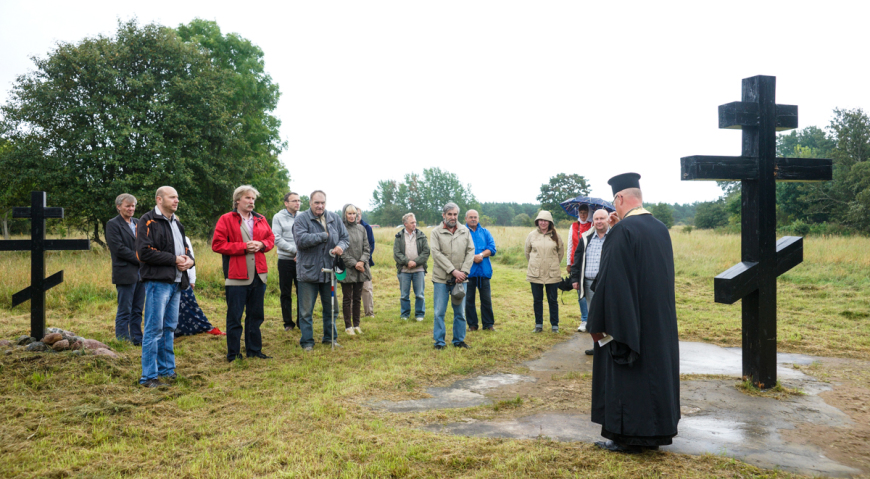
[2, 1, 867, 211]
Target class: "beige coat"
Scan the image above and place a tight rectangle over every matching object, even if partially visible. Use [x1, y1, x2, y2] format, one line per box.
[525, 211, 565, 284]
[430, 222, 475, 284]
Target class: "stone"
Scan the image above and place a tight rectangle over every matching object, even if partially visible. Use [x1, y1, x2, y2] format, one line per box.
[0, 340, 11, 348]
[82, 339, 110, 350]
[41, 333, 63, 345]
[51, 339, 69, 351]
[70, 340, 83, 350]
[92, 348, 119, 359]
[16, 335, 35, 346]
[25, 341, 47, 352]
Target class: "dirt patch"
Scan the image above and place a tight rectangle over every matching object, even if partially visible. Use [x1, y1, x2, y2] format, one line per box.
[781, 357, 870, 475]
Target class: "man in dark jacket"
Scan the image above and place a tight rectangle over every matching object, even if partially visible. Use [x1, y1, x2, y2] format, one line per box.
[136, 186, 194, 388]
[393, 213, 430, 321]
[359, 215, 376, 318]
[292, 190, 349, 351]
[106, 193, 144, 345]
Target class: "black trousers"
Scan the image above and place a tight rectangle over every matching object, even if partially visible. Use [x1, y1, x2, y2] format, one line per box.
[225, 275, 266, 360]
[465, 277, 494, 329]
[278, 258, 298, 328]
[341, 282, 363, 328]
[530, 282, 559, 326]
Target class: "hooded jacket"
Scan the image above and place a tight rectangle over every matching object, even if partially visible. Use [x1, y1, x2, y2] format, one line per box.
[339, 204, 372, 283]
[525, 210, 565, 284]
[272, 208, 298, 260]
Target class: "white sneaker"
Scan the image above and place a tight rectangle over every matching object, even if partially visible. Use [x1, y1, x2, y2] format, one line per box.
[415, 317, 424, 322]
[401, 316, 409, 321]
[345, 328, 355, 336]
[354, 327, 362, 334]
[577, 321, 587, 332]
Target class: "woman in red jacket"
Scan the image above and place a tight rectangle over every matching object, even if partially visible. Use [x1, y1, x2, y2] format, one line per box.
[211, 185, 275, 362]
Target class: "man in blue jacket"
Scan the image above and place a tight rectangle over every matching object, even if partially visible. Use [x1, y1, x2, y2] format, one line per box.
[464, 210, 497, 331]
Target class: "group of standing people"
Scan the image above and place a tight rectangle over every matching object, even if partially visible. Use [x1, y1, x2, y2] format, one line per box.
[105, 173, 681, 457]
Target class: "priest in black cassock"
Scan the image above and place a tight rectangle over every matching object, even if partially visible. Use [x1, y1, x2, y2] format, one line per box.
[587, 172, 680, 453]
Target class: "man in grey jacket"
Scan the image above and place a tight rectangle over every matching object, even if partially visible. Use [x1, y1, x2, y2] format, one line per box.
[292, 190, 349, 351]
[430, 202, 475, 350]
[273, 192, 300, 331]
[106, 193, 144, 345]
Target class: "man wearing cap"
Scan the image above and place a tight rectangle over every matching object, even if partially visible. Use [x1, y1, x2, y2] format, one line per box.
[292, 190, 349, 351]
[587, 173, 680, 453]
[430, 202, 475, 350]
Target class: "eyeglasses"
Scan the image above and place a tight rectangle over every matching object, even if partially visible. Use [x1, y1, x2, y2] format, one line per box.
[612, 194, 623, 204]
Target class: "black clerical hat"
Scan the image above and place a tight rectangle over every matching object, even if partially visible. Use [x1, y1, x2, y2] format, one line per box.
[607, 172, 641, 196]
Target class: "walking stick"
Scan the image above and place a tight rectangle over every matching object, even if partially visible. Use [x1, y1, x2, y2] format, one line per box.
[321, 267, 336, 350]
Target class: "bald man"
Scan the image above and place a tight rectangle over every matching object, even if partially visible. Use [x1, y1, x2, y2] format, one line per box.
[136, 186, 194, 388]
[464, 210, 497, 331]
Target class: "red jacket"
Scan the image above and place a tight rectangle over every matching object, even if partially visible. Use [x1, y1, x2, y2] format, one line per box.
[212, 210, 275, 280]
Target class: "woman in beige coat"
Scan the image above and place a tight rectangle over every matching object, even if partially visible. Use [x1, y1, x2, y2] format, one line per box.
[340, 204, 372, 335]
[525, 210, 565, 333]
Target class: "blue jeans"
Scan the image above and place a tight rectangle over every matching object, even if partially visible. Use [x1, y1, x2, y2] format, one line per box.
[432, 282, 467, 347]
[140, 281, 181, 383]
[115, 282, 145, 343]
[398, 271, 426, 318]
[578, 296, 588, 322]
[465, 277, 494, 329]
[298, 281, 340, 348]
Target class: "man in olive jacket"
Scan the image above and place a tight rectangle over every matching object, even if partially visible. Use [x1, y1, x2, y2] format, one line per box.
[430, 202, 475, 350]
[393, 213, 430, 321]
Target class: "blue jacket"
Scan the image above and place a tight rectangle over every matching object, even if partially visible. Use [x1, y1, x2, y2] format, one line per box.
[466, 224, 497, 278]
[360, 219, 375, 266]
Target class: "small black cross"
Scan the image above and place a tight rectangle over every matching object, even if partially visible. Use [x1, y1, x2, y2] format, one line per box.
[680, 76, 832, 388]
[0, 192, 90, 339]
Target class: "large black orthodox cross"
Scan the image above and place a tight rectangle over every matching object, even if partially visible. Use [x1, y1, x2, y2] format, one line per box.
[680, 76, 832, 388]
[0, 192, 90, 339]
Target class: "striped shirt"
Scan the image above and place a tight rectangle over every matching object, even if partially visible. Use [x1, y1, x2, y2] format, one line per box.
[585, 230, 608, 279]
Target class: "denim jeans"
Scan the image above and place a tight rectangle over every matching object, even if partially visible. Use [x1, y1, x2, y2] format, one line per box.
[140, 281, 181, 383]
[398, 271, 426, 318]
[465, 277, 494, 329]
[298, 281, 340, 348]
[530, 283, 559, 326]
[115, 282, 145, 343]
[432, 282, 467, 347]
[225, 275, 267, 360]
[277, 258, 298, 328]
[578, 296, 588, 322]
[584, 278, 595, 316]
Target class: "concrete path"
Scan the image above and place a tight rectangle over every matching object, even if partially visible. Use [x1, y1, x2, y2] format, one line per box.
[373, 335, 864, 477]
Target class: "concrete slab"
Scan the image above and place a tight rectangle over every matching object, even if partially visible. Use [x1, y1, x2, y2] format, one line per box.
[373, 338, 865, 477]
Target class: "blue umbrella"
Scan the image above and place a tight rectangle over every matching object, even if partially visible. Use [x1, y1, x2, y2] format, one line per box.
[559, 196, 615, 219]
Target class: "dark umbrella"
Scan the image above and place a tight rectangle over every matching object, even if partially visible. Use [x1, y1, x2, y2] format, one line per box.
[559, 196, 615, 219]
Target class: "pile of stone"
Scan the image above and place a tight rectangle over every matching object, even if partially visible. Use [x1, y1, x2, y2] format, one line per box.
[0, 327, 119, 359]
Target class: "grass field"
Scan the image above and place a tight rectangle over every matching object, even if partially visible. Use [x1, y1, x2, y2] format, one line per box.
[0, 226, 868, 478]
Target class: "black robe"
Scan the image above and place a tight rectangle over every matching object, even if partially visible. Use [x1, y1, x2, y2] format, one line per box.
[587, 212, 680, 446]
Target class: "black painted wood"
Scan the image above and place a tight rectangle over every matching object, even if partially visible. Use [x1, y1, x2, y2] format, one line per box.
[680, 76, 833, 388]
[0, 192, 90, 338]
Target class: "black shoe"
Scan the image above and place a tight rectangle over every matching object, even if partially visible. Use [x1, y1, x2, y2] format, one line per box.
[594, 440, 643, 454]
[248, 352, 272, 359]
[453, 341, 471, 349]
[482, 327, 496, 331]
[434, 345, 445, 350]
[132, 342, 142, 347]
[227, 354, 244, 363]
[285, 324, 295, 331]
[160, 373, 178, 381]
[532, 326, 543, 333]
[139, 378, 166, 388]
[468, 325, 479, 331]
[585, 349, 594, 356]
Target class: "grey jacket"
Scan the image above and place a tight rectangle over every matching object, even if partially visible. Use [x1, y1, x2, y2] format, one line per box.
[106, 215, 140, 285]
[429, 222, 475, 284]
[340, 205, 372, 283]
[272, 208, 298, 260]
[293, 208, 350, 283]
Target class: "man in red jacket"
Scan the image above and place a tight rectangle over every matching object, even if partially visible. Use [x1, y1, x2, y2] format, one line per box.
[212, 185, 275, 362]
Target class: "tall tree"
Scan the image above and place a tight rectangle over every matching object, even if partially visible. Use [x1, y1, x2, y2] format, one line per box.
[536, 173, 591, 222]
[369, 168, 478, 226]
[0, 19, 288, 244]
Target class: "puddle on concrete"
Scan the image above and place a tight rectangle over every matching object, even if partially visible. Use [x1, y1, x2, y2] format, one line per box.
[370, 374, 535, 413]
[370, 339, 863, 476]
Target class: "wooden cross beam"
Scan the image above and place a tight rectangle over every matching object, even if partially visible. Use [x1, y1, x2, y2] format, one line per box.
[680, 76, 831, 388]
[0, 192, 90, 338]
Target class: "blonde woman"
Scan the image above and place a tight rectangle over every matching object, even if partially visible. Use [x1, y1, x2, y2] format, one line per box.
[525, 210, 565, 333]
[339, 204, 372, 335]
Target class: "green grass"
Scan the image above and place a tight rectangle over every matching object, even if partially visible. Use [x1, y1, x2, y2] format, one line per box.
[0, 226, 864, 477]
